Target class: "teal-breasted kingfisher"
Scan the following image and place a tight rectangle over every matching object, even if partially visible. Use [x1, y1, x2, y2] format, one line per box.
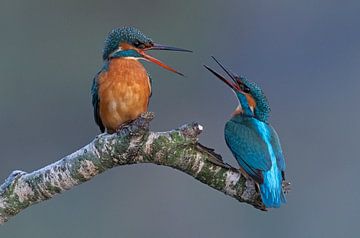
[92, 27, 191, 133]
[204, 57, 286, 208]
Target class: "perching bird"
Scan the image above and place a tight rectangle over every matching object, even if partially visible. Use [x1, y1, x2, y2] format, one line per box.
[204, 57, 286, 208]
[92, 27, 191, 133]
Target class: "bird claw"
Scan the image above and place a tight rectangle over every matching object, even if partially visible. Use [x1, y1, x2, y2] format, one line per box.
[282, 181, 291, 194]
[116, 120, 134, 133]
[116, 112, 155, 136]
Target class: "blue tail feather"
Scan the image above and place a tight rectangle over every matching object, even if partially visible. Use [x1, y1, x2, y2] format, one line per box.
[260, 170, 286, 208]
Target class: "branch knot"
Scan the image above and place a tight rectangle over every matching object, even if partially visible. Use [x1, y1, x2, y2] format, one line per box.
[179, 122, 203, 139]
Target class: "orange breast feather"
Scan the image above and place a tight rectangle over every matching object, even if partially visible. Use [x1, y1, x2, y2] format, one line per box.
[232, 93, 257, 116]
[246, 94, 256, 110]
[98, 58, 151, 133]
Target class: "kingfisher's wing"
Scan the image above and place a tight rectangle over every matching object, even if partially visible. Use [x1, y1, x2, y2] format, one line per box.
[148, 74, 153, 98]
[269, 126, 286, 173]
[91, 70, 105, 133]
[225, 118, 272, 183]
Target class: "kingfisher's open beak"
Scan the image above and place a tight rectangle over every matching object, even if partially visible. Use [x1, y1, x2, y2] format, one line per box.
[139, 43, 192, 76]
[204, 65, 237, 90]
[204, 56, 244, 93]
[211, 56, 239, 83]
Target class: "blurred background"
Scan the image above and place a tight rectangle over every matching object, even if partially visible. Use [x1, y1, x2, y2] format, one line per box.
[0, 0, 359, 237]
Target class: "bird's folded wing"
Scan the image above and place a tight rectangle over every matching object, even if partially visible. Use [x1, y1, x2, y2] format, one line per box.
[91, 70, 105, 133]
[225, 120, 272, 183]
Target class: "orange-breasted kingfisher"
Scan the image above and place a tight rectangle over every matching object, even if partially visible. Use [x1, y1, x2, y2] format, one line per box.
[204, 57, 286, 208]
[91, 27, 191, 133]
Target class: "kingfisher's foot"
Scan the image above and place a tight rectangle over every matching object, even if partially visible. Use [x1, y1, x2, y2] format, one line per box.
[282, 181, 291, 194]
[117, 120, 134, 130]
[115, 120, 138, 137]
[115, 120, 135, 134]
[116, 112, 155, 136]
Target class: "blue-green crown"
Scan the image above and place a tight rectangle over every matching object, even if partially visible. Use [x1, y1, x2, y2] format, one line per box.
[240, 76, 271, 123]
[102, 27, 153, 60]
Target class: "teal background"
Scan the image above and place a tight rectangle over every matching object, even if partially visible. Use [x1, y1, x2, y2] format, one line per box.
[1, 0, 359, 237]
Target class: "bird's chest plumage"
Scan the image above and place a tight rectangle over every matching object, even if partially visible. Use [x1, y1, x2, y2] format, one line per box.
[98, 58, 151, 132]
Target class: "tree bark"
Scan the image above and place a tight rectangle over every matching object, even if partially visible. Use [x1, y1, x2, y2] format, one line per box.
[0, 112, 265, 224]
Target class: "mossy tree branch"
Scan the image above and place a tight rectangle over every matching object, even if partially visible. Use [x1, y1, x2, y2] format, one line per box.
[0, 112, 265, 224]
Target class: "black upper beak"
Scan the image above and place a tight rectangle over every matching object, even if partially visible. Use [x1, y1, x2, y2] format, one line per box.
[147, 43, 192, 53]
[210, 56, 241, 85]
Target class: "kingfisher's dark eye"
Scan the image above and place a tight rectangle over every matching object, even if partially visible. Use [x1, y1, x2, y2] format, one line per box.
[243, 86, 250, 93]
[133, 40, 145, 49]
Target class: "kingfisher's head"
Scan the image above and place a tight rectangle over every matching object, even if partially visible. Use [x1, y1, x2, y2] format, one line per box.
[102, 26, 191, 75]
[204, 57, 271, 123]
